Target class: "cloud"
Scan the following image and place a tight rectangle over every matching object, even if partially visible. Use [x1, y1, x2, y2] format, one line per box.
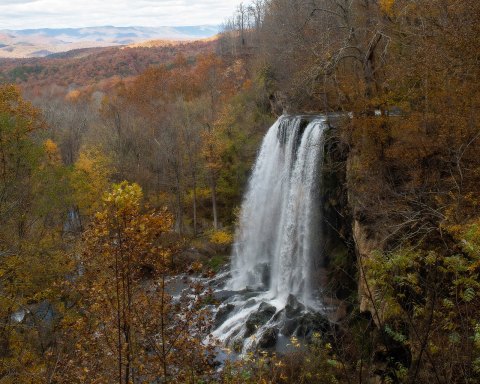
[0, 0, 241, 29]
[0, 0, 41, 4]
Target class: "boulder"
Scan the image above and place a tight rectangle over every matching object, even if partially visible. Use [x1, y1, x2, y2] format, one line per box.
[258, 327, 279, 348]
[213, 290, 236, 302]
[295, 312, 330, 338]
[245, 302, 276, 337]
[285, 294, 305, 318]
[215, 304, 235, 327]
[281, 317, 298, 336]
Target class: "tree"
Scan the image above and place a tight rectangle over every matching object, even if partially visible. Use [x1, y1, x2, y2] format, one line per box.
[70, 146, 113, 222]
[174, 98, 205, 236]
[195, 53, 228, 230]
[0, 84, 73, 383]
[57, 182, 214, 383]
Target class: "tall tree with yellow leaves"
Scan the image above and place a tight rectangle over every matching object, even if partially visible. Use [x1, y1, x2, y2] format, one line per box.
[56, 182, 214, 383]
[70, 146, 113, 225]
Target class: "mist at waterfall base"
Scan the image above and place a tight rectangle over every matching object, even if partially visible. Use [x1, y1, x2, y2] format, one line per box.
[212, 116, 330, 354]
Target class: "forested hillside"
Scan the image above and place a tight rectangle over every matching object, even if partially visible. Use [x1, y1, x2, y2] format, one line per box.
[1, 0, 479, 383]
[0, 39, 216, 97]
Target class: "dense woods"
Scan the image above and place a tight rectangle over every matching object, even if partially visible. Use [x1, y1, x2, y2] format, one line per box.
[1, 0, 480, 382]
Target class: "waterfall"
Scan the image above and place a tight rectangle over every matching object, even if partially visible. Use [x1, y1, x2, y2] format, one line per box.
[229, 115, 326, 306]
[213, 116, 328, 351]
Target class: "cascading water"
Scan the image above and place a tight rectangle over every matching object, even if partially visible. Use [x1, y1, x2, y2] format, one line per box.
[213, 115, 329, 352]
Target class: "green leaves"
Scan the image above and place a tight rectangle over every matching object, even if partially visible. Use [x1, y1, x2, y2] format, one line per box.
[463, 287, 476, 303]
[384, 325, 408, 345]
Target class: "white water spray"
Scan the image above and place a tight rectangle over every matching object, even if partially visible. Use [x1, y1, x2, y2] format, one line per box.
[230, 116, 326, 304]
[214, 116, 328, 349]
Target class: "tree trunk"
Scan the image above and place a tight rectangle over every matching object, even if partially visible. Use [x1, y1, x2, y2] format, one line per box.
[192, 173, 198, 236]
[160, 274, 168, 382]
[174, 167, 184, 234]
[210, 175, 218, 230]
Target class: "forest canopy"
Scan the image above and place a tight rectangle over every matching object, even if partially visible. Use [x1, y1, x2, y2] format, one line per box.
[0, 0, 480, 383]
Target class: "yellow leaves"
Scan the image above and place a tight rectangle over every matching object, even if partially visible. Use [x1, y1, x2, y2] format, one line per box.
[0, 84, 44, 133]
[191, 261, 203, 272]
[84, 182, 174, 274]
[379, 0, 395, 16]
[44, 138, 59, 154]
[74, 187, 218, 382]
[201, 128, 226, 172]
[94, 210, 107, 221]
[0, 85, 50, 207]
[0, 245, 73, 380]
[75, 147, 111, 179]
[444, 219, 480, 263]
[209, 229, 233, 245]
[71, 147, 112, 215]
[290, 336, 301, 348]
[102, 181, 143, 214]
[43, 139, 61, 164]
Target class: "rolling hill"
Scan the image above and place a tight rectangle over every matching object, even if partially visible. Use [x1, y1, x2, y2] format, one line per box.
[0, 25, 219, 58]
[0, 37, 218, 98]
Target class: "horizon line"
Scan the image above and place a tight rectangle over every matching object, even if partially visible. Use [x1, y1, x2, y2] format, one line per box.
[1, 24, 222, 32]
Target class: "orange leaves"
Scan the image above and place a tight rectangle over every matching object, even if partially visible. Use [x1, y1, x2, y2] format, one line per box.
[195, 52, 223, 79]
[123, 52, 229, 109]
[130, 66, 170, 105]
[65, 89, 81, 103]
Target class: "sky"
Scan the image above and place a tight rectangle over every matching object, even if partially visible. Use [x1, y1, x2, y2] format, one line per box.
[0, 0, 241, 29]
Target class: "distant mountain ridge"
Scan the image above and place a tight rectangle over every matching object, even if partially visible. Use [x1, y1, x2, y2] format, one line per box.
[0, 25, 220, 58]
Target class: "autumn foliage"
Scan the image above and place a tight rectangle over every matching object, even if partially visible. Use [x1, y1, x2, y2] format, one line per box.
[1, 0, 480, 382]
[56, 182, 214, 383]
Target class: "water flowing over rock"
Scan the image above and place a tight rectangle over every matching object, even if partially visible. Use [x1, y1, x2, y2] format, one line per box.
[213, 115, 330, 352]
[229, 115, 326, 305]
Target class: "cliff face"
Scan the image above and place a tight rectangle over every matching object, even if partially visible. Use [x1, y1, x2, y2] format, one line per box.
[345, 140, 391, 325]
[352, 219, 383, 320]
[319, 122, 356, 306]
[322, 118, 387, 324]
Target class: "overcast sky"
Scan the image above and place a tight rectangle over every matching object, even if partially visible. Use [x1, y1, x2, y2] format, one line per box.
[0, 0, 241, 29]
